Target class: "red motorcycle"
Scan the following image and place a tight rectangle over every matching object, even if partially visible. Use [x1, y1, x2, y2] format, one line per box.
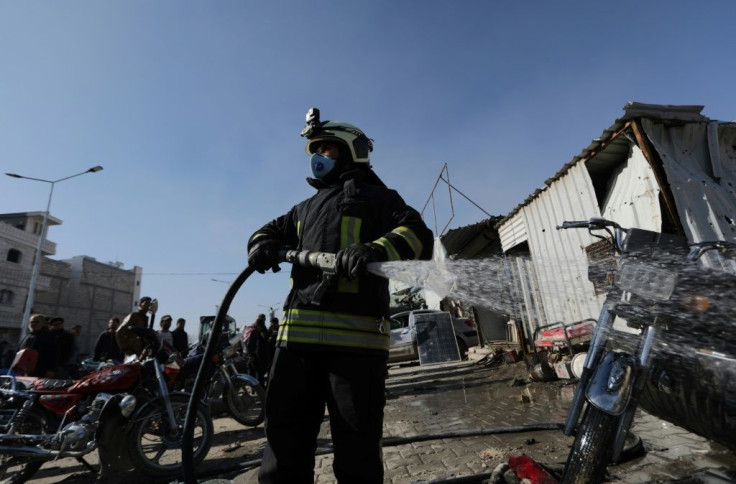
[0, 337, 213, 483]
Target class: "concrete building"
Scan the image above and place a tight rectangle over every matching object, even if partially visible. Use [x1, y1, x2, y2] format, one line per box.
[0, 212, 59, 342]
[0, 212, 142, 359]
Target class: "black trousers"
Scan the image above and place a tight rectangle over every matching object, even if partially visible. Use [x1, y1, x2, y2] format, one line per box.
[258, 347, 387, 484]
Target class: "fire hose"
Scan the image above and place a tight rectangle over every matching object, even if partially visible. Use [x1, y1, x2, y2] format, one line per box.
[181, 250, 337, 484]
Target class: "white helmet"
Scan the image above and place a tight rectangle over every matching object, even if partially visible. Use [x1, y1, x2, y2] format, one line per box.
[301, 108, 373, 165]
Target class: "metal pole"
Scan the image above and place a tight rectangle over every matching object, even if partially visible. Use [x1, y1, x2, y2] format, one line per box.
[19, 182, 55, 343]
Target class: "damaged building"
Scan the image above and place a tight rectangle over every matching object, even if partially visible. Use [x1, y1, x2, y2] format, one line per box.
[494, 101, 736, 351]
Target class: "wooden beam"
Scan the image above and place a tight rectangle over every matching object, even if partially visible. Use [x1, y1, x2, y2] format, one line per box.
[630, 120, 685, 236]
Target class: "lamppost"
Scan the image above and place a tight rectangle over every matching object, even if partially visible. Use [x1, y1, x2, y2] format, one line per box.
[259, 301, 281, 320]
[5, 165, 104, 343]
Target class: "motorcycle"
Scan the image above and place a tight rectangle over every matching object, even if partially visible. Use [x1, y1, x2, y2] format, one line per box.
[177, 337, 265, 427]
[557, 217, 736, 483]
[0, 333, 214, 482]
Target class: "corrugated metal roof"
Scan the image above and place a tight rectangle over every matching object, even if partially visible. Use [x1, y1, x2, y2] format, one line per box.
[495, 102, 707, 229]
[440, 216, 503, 259]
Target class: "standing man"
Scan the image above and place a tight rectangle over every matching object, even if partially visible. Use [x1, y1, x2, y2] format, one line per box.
[266, 316, 279, 367]
[94, 317, 123, 363]
[172, 318, 189, 356]
[247, 108, 433, 483]
[244, 314, 270, 385]
[158, 315, 175, 348]
[49, 317, 75, 377]
[116, 297, 158, 358]
[68, 325, 82, 378]
[19, 314, 60, 378]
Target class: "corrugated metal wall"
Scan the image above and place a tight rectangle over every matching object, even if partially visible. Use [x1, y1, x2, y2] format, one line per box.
[498, 213, 528, 252]
[642, 119, 736, 272]
[601, 145, 663, 231]
[498, 144, 670, 340]
[518, 163, 603, 327]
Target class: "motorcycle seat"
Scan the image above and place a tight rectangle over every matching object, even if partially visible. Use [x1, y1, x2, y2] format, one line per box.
[535, 320, 595, 347]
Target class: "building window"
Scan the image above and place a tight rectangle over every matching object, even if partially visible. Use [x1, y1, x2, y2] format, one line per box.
[7, 249, 22, 264]
[33, 221, 42, 235]
[0, 289, 14, 305]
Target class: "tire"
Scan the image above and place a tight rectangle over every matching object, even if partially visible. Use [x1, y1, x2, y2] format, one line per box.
[456, 338, 468, 360]
[222, 376, 266, 427]
[560, 404, 618, 484]
[0, 410, 47, 484]
[126, 393, 213, 478]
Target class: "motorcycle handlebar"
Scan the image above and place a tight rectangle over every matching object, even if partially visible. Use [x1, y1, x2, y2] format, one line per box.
[556, 217, 622, 231]
[687, 240, 736, 261]
[556, 220, 590, 230]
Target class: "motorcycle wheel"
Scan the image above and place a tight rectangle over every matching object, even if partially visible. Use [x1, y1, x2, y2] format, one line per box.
[126, 393, 213, 478]
[222, 376, 265, 427]
[560, 404, 617, 484]
[0, 410, 47, 484]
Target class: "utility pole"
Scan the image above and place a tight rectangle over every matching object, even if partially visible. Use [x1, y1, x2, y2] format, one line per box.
[5, 166, 103, 343]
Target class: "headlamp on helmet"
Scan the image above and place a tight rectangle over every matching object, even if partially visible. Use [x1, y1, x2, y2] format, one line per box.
[301, 107, 373, 165]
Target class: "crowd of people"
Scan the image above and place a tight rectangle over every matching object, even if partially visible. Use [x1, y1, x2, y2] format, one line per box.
[7, 314, 83, 378]
[3, 295, 285, 384]
[4, 296, 192, 378]
[111, 296, 190, 361]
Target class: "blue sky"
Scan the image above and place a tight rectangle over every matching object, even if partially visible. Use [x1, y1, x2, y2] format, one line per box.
[2, 1, 735, 330]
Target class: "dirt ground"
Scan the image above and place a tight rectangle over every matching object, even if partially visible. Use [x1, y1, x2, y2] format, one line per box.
[21, 357, 736, 484]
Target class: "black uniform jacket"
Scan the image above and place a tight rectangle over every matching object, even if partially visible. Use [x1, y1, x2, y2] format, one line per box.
[248, 169, 434, 349]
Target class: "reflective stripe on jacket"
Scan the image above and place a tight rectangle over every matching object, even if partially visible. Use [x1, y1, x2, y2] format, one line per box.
[278, 308, 390, 351]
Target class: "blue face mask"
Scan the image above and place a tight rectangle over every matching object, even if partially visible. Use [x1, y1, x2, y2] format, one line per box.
[310, 153, 337, 180]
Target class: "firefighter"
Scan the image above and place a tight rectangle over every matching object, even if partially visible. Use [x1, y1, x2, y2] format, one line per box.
[247, 108, 434, 484]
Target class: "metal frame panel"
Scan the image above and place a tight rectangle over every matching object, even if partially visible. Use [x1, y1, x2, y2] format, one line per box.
[642, 119, 736, 272]
[413, 311, 461, 365]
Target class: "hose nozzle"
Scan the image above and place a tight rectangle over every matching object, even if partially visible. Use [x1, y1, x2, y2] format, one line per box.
[280, 250, 336, 273]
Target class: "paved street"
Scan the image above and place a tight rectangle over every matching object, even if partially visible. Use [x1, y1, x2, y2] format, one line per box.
[24, 349, 736, 483]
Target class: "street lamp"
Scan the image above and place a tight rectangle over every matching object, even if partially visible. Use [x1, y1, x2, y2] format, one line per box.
[5, 165, 104, 343]
[259, 301, 281, 320]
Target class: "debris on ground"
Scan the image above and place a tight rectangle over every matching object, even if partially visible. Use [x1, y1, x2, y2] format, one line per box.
[508, 453, 558, 484]
[510, 378, 527, 387]
[480, 447, 508, 461]
[223, 441, 242, 452]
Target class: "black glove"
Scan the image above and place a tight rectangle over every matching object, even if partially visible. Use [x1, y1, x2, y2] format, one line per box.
[335, 243, 386, 280]
[248, 240, 281, 274]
